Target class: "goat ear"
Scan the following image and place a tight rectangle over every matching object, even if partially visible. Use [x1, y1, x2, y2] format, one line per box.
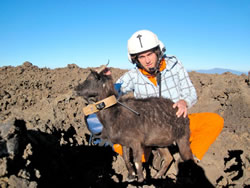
[90, 69, 101, 80]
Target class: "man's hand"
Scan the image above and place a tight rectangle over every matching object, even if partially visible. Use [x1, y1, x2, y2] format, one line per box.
[173, 100, 188, 118]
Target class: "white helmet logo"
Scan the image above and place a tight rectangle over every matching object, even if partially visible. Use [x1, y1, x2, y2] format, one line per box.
[137, 34, 143, 48]
[128, 30, 162, 57]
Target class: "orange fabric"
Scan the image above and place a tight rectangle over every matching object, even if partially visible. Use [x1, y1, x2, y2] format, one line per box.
[141, 153, 146, 162]
[113, 144, 123, 155]
[113, 144, 146, 163]
[139, 59, 166, 86]
[113, 112, 224, 162]
[188, 112, 224, 160]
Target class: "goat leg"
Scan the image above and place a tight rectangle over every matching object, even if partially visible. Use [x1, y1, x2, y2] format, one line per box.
[122, 146, 136, 182]
[176, 136, 194, 161]
[153, 148, 173, 179]
[132, 144, 144, 182]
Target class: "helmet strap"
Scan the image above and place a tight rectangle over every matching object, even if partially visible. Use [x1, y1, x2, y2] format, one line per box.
[155, 56, 164, 97]
[136, 61, 156, 75]
[157, 71, 162, 97]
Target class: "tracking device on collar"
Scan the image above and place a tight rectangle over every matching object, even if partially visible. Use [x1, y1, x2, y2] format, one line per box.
[96, 102, 106, 110]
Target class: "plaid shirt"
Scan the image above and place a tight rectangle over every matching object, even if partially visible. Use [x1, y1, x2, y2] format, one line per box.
[116, 55, 197, 108]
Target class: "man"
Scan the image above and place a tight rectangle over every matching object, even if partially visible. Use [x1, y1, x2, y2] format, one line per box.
[115, 30, 224, 161]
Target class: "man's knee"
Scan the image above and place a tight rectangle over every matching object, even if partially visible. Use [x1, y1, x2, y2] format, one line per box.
[209, 112, 224, 132]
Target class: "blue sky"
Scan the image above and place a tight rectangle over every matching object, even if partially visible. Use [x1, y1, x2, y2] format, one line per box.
[0, 0, 249, 72]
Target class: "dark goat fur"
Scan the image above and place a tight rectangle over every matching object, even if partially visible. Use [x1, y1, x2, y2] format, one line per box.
[75, 69, 193, 182]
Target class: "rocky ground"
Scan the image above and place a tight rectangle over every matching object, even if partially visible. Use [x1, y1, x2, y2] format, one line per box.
[0, 62, 249, 187]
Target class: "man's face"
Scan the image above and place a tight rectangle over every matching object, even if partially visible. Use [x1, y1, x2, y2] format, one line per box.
[137, 50, 157, 72]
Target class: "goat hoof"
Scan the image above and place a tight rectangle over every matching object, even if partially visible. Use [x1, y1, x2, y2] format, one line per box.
[137, 177, 144, 183]
[153, 173, 160, 179]
[127, 175, 136, 182]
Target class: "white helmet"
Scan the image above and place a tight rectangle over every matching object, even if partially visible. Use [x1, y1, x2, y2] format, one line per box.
[128, 30, 159, 55]
[127, 30, 166, 63]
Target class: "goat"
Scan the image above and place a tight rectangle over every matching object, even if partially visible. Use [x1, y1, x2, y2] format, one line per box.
[75, 67, 193, 182]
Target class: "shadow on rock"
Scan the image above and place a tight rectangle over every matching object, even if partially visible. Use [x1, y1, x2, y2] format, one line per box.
[1, 119, 215, 188]
[113, 160, 214, 188]
[175, 160, 214, 187]
[0, 119, 125, 187]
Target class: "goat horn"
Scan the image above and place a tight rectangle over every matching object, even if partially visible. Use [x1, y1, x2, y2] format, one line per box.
[95, 60, 110, 74]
